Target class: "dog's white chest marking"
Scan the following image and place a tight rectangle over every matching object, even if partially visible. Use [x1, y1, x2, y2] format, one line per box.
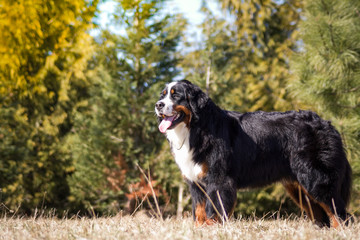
[166, 123, 202, 182]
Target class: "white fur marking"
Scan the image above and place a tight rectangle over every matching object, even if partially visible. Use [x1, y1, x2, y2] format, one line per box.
[160, 82, 177, 116]
[166, 122, 202, 182]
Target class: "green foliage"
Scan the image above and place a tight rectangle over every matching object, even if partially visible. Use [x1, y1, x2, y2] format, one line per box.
[183, 0, 303, 111]
[234, 184, 299, 217]
[213, 0, 302, 112]
[290, 0, 360, 209]
[0, 0, 98, 213]
[181, 3, 240, 108]
[66, 0, 187, 214]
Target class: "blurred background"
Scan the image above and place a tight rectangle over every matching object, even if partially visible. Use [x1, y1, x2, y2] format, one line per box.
[0, 0, 359, 218]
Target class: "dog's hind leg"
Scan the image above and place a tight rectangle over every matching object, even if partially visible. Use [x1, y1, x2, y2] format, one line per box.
[294, 165, 348, 228]
[305, 192, 345, 228]
[292, 179, 346, 228]
[282, 181, 330, 227]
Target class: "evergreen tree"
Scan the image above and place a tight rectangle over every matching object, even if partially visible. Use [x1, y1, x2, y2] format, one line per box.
[0, 0, 98, 213]
[181, 3, 240, 109]
[67, 0, 186, 214]
[290, 0, 360, 208]
[217, 0, 303, 112]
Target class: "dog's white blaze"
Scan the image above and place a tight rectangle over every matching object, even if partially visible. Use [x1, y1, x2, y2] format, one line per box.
[166, 122, 202, 182]
[160, 82, 177, 116]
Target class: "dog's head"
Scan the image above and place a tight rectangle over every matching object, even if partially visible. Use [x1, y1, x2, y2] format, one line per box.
[155, 80, 208, 133]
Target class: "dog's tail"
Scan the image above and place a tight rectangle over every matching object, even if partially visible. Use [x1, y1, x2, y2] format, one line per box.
[341, 161, 353, 224]
[341, 161, 352, 207]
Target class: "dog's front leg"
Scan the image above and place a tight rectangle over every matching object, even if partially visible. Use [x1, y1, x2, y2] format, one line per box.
[204, 177, 237, 223]
[188, 181, 215, 226]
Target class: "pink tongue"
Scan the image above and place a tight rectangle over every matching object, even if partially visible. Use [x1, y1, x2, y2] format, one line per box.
[159, 115, 176, 133]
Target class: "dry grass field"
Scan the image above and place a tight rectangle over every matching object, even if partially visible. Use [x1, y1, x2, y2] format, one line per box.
[1, 213, 360, 240]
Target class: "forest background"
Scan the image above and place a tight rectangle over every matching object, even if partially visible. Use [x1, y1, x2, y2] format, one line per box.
[0, 0, 359, 218]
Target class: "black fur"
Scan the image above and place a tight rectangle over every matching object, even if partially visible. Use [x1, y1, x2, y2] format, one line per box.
[156, 80, 352, 227]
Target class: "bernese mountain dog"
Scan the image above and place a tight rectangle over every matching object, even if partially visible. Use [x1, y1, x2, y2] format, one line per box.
[155, 80, 352, 227]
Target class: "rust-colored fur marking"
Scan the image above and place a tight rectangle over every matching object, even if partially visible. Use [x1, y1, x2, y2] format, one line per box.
[174, 105, 192, 126]
[197, 163, 208, 179]
[195, 201, 207, 226]
[282, 181, 340, 228]
[195, 201, 219, 226]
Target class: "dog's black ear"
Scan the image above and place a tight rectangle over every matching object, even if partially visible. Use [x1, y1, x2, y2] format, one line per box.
[180, 80, 208, 116]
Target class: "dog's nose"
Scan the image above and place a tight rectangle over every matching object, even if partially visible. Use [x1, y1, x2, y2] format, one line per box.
[156, 101, 165, 110]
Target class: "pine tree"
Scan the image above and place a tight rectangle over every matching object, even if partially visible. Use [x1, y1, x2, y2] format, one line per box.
[290, 0, 360, 208]
[217, 0, 303, 112]
[0, 0, 98, 213]
[67, 0, 186, 214]
[181, 2, 241, 109]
